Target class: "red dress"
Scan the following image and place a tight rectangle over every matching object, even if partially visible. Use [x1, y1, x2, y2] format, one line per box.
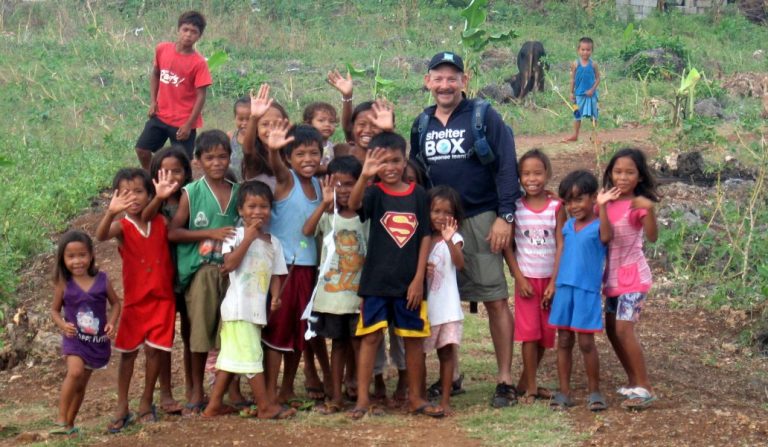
[114, 214, 176, 352]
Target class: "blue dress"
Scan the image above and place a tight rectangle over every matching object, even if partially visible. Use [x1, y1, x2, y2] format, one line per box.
[574, 59, 598, 120]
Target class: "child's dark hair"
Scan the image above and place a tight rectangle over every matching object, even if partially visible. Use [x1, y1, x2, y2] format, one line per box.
[112, 168, 154, 196]
[351, 101, 397, 127]
[428, 185, 465, 225]
[178, 11, 206, 34]
[237, 180, 274, 209]
[233, 96, 250, 114]
[54, 230, 97, 283]
[195, 129, 232, 158]
[405, 159, 426, 186]
[558, 170, 598, 201]
[327, 155, 362, 179]
[368, 131, 406, 155]
[149, 146, 193, 201]
[518, 148, 552, 179]
[579, 36, 594, 47]
[303, 102, 338, 124]
[603, 148, 660, 202]
[244, 103, 289, 179]
[284, 124, 323, 157]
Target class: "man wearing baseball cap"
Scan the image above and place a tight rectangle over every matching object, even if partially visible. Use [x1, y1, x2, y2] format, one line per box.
[410, 51, 520, 408]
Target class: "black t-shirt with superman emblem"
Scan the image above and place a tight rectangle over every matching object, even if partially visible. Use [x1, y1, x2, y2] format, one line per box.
[358, 182, 430, 297]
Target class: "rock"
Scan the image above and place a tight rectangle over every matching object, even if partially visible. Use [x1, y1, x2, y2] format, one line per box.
[477, 83, 514, 103]
[676, 152, 705, 177]
[480, 47, 514, 71]
[626, 48, 685, 77]
[15, 432, 45, 443]
[753, 49, 764, 60]
[29, 331, 59, 360]
[694, 98, 726, 119]
[681, 211, 702, 227]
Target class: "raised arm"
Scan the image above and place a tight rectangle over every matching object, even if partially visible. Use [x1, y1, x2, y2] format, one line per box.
[597, 188, 621, 244]
[265, 119, 296, 201]
[349, 148, 383, 211]
[441, 216, 464, 271]
[303, 175, 334, 236]
[242, 84, 274, 176]
[95, 189, 135, 241]
[141, 169, 180, 222]
[327, 70, 354, 142]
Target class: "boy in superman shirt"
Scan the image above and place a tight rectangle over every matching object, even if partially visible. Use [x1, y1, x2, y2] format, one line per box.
[135, 11, 213, 169]
[347, 132, 444, 419]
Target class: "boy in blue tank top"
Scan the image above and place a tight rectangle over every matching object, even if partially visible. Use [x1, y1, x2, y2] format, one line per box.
[564, 37, 601, 143]
[262, 115, 324, 406]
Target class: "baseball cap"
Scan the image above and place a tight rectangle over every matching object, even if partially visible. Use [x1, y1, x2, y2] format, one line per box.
[427, 52, 464, 72]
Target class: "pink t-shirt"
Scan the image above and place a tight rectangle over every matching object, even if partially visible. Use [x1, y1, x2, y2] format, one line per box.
[154, 42, 213, 128]
[603, 199, 652, 296]
[514, 197, 560, 279]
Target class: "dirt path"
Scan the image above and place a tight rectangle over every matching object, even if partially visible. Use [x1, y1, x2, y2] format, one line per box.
[1, 128, 767, 446]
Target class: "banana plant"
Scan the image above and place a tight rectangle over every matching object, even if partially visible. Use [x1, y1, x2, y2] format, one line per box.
[346, 55, 395, 98]
[673, 67, 701, 126]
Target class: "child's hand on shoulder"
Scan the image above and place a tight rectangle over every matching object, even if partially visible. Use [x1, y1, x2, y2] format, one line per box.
[265, 119, 294, 151]
[596, 187, 621, 207]
[108, 189, 136, 215]
[362, 148, 385, 179]
[250, 84, 274, 119]
[153, 169, 180, 200]
[631, 195, 654, 211]
[370, 99, 395, 131]
[441, 216, 458, 242]
[327, 70, 353, 98]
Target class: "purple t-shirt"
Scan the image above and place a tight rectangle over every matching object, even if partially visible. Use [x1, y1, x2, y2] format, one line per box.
[61, 272, 111, 369]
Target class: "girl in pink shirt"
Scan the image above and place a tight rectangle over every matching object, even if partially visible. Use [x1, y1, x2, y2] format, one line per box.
[602, 148, 659, 410]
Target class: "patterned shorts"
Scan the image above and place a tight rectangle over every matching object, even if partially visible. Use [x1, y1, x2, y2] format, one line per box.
[605, 292, 646, 322]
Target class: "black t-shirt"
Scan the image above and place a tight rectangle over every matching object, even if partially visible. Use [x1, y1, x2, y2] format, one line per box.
[358, 182, 430, 297]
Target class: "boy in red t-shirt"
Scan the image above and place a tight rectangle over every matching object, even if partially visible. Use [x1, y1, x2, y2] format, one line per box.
[135, 11, 213, 170]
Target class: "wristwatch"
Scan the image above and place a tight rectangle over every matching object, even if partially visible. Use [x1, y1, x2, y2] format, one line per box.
[500, 213, 515, 224]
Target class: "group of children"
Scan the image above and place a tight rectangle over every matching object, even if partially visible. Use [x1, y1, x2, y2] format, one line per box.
[48, 9, 659, 436]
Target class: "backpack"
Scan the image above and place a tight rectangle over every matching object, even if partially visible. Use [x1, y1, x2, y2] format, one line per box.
[411, 98, 503, 184]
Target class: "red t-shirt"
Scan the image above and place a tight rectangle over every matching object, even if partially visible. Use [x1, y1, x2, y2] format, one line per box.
[154, 42, 212, 128]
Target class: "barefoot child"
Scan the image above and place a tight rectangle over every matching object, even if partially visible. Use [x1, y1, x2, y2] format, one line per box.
[96, 168, 178, 431]
[262, 113, 324, 406]
[348, 132, 444, 419]
[602, 148, 660, 410]
[303, 156, 367, 414]
[563, 37, 600, 143]
[423, 186, 465, 415]
[143, 146, 193, 415]
[228, 97, 250, 181]
[51, 231, 121, 435]
[548, 170, 617, 411]
[135, 11, 212, 169]
[202, 181, 297, 420]
[507, 150, 566, 403]
[168, 130, 240, 414]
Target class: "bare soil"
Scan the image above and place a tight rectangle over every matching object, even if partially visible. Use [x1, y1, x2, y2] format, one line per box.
[1, 128, 767, 446]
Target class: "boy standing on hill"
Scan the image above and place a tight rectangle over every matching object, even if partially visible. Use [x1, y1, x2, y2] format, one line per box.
[135, 11, 213, 170]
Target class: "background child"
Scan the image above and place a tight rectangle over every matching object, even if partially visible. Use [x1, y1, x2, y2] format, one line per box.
[303, 156, 367, 414]
[563, 37, 600, 143]
[602, 148, 660, 410]
[95, 168, 177, 431]
[228, 96, 250, 181]
[50, 231, 121, 435]
[548, 170, 617, 412]
[168, 130, 239, 414]
[134, 11, 212, 169]
[202, 181, 296, 420]
[423, 185, 465, 415]
[262, 117, 323, 406]
[145, 146, 192, 414]
[507, 149, 565, 403]
[348, 131, 442, 419]
[242, 84, 289, 189]
[303, 102, 339, 165]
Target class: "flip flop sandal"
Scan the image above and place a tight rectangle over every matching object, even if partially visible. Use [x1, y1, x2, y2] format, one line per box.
[549, 392, 575, 411]
[138, 404, 159, 423]
[409, 402, 444, 418]
[621, 387, 656, 410]
[347, 407, 367, 420]
[182, 402, 206, 417]
[616, 386, 633, 396]
[161, 401, 184, 415]
[107, 411, 135, 434]
[50, 426, 79, 436]
[202, 405, 239, 418]
[316, 401, 343, 415]
[231, 400, 255, 409]
[268, 405, 297, 420]
[587, 392, 608, 412]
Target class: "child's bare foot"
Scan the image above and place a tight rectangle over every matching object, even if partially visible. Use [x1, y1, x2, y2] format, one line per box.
[439, 403, 455, 416]
[304, 380, 326, 401]
[408, 400, 445, 418]
[561, 135, 578, 143]
[160, 396, 183, 415]
[201, 403, 237, 418]
[258, 404, 297, 420]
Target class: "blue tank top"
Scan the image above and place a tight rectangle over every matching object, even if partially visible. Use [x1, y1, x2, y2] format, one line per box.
[555, 218, 606, 292]
[271, 170, 321, 266]
[574, 59, 598, 98]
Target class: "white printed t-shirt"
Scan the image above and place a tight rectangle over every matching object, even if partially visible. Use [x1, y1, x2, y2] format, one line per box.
[426, 232, 464, 326]
[221, 229, 288, 325]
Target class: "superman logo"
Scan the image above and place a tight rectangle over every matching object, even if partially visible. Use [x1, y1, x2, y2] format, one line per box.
[380, 212, 418, 248]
